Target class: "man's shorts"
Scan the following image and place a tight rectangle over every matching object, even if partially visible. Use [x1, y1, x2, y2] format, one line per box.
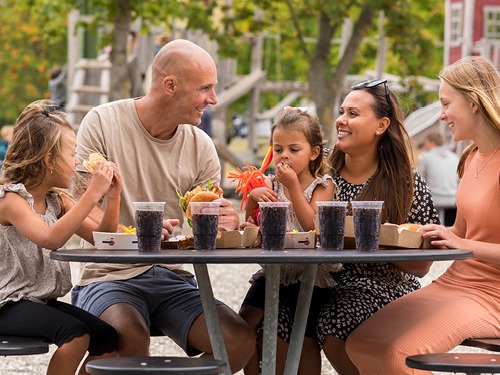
[72, 266, 223, 356]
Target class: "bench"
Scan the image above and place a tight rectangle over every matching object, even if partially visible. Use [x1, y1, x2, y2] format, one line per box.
[406, 338, 500, 374]
[0, 335, 50, 356]
[86, 356, 227, 375]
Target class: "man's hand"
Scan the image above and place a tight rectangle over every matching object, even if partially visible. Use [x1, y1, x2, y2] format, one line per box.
[162, 219, 180, 240]
[217, 198, 240, 231]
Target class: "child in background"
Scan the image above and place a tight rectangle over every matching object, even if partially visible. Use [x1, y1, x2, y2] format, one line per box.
[239, 106, 338, 375]
[0, 100, 121, 375]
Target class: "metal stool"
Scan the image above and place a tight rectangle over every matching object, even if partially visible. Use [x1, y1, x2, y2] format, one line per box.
[0, 335, 50, 356]
[462, 339, 500, 353]
[406, 353, 500, 374]
[86, 356, 227, 375]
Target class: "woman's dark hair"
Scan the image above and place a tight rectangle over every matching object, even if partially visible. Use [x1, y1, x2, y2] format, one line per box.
[328, 81, 415, 224]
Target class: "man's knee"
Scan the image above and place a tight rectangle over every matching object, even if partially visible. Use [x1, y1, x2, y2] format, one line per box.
[99, 303, 150, 356]
[218, 306, 255, 353]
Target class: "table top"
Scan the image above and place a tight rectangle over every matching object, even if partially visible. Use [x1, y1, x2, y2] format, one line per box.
[51, 248, 472, 264]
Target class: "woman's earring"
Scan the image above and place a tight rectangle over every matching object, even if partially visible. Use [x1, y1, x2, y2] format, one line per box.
[50, 169, 53, 175]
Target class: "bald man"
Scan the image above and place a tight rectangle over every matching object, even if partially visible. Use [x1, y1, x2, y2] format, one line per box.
[72, 39, 254, 372]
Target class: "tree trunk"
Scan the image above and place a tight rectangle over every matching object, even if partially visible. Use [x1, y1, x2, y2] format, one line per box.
[311, 4, 376, 145]
[309, 11, 336, 145]
[109, 0, 132, 101]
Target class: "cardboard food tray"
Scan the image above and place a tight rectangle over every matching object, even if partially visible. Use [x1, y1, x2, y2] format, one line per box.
[93, 232, 138, 250]
[162, 227, 260, 249]
[343, 216, 424, 249]
[284, 231, 316, 249]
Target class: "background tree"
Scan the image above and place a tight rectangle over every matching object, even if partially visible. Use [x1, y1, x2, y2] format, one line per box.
[2, 0, 443, 141]
[225, 0, 444, 141]
[0, 0, 68, 125]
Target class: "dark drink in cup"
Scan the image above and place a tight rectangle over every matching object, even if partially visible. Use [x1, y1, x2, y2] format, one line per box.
[258, 202, 290, 250]
[352, 201, 383, 252]
[190, 202, 220, 250]
[133, 202, 165, 252]
[317, 201, 348, 250]
[192, 213, 219, 249]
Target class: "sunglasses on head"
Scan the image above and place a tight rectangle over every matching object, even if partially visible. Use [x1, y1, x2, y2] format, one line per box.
[351, 79, 392, 113]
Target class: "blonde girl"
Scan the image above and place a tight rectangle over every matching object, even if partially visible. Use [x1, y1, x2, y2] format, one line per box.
[347, 56, 500, 374]
[0, 100, 122, 375]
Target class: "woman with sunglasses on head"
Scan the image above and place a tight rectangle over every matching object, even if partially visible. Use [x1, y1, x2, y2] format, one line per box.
[346, 56, 500, 375]
[307, 78, 439, 375]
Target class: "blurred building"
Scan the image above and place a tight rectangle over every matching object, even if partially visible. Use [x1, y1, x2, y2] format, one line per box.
[407, 0, 500, 154]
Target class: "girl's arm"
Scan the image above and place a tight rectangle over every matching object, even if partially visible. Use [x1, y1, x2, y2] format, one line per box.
[276, 163, 335, 231]
[75, 162, 123, 243]
[291, 180, 335, 231]
[1, 162, 116, 250]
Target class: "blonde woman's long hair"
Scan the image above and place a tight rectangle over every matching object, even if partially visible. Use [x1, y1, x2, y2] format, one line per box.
[439, 56, 500, 177]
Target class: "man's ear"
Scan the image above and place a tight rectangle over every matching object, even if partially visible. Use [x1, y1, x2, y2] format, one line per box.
[162, 76, 176, 95]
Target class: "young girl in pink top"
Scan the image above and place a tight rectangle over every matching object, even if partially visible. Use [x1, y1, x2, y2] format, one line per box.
[346, 56, 500, 374]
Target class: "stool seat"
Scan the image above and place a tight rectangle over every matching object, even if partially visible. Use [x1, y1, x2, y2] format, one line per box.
[0, 335, 50, 356]
[86, 356, 227, 375]
[406, 353, 500, 373]
[462, 338, 500, 353]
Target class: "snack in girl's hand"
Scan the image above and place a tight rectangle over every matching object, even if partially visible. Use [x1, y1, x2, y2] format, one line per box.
[83, 153, 107, 174]
[177, 180, 223, 226]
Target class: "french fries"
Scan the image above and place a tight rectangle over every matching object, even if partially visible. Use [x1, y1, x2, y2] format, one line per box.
[121, 225, 137, 234]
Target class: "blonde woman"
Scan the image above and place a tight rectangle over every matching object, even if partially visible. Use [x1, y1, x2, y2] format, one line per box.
[347, 56, 500, 374]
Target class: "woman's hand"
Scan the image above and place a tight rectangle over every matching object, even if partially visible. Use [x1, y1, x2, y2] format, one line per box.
[419, 223, 465, 249]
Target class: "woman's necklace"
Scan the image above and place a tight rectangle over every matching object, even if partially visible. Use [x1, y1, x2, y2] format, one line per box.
[475, 146, 499, 178]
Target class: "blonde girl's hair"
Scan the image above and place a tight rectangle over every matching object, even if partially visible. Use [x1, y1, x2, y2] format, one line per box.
[439, 56, 500, 178]
[1, 100, 74, 189]
[270, 107, 331, 178]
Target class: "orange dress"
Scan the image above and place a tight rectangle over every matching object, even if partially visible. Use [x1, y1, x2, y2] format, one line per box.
[346, 149, 500, 375]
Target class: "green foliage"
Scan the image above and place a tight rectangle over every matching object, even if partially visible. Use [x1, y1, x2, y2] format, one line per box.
[0, 0, 68, 125]
[0, 0, 445, 125]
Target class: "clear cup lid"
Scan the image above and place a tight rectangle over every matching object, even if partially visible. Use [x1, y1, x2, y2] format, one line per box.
[132, 202, 166, 211]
